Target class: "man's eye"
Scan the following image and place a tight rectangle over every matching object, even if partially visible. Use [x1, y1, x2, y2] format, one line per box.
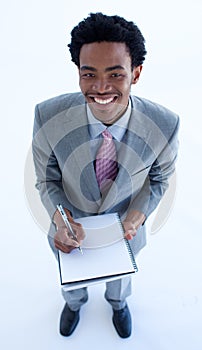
[111, 73, 122, 78]
[83, 73, 95, 78]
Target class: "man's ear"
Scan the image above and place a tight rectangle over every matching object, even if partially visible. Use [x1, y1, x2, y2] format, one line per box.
[131, 65, 143, 84]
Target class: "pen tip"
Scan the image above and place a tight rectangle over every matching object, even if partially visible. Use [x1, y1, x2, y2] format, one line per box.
[79, 247, 83, 255]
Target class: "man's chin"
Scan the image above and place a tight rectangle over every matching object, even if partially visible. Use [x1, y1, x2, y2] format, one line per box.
[88, 101, 126, 123]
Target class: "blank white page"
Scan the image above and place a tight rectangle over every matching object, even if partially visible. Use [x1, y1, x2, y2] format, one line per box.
[58, 213, 136, 285]
[75, 213, 124, 248]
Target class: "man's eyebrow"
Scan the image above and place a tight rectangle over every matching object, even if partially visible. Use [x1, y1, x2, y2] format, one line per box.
[80, 66, 97, 71]
[105, 65, 125, 72]
[80, 65, 125, 72]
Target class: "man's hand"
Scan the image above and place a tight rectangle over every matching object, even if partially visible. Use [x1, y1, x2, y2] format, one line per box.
[122, 210, 146, 240]
[53, 208, 85, 253]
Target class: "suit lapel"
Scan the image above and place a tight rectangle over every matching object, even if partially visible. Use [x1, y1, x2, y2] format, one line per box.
[62, 104, 101, 209]
[98, 101, 152, 213]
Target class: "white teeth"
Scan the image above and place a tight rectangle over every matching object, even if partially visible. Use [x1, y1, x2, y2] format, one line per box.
[94, 97, 114, 104]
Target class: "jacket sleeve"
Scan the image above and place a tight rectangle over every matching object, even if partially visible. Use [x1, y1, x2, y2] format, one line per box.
[128, 115, 180, 219]
[32, 104, 74, 220]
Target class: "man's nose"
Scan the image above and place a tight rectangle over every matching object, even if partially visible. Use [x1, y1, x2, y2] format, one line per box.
[92, 78, 112, 93]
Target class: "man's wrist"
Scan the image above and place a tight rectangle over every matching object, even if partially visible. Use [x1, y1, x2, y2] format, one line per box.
[125, 210, 146, 228]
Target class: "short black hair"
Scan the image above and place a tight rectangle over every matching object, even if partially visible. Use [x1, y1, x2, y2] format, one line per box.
[68, 12, 147, 69]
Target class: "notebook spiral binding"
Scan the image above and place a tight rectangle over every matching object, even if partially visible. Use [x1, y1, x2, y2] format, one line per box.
[115, 213, 138, 273]
[124, 239, 138, 272]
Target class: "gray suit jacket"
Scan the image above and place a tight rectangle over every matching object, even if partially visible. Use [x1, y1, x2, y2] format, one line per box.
[32, 92, 179, 255]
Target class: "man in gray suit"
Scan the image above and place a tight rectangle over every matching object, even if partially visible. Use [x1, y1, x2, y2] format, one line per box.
[32, 13, 179, 338]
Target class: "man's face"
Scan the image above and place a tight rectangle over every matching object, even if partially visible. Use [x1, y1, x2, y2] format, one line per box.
[79, 42, 142, 124]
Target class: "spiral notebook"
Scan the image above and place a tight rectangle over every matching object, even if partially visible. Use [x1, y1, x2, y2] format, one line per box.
[58, 213, 138, 291]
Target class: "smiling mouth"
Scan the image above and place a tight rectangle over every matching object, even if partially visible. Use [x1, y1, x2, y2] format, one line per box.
[88, 95, 118, 105]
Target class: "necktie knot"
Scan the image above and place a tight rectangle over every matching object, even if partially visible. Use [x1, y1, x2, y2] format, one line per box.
[102, 129, 112, 140]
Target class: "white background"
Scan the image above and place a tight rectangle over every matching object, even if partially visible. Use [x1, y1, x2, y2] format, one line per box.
[1, 0, 202, 349]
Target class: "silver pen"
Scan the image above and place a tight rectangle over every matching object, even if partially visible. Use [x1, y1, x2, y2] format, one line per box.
[57, 204, 83, 255]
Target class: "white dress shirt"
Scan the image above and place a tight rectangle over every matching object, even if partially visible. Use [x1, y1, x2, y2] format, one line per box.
[87, 97, 132, 158]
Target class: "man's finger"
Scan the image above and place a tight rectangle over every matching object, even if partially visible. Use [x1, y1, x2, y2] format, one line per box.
[124, 233, 133, 240]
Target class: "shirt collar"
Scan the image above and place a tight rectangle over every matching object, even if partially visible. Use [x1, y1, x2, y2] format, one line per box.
[87, 97, 132, 141]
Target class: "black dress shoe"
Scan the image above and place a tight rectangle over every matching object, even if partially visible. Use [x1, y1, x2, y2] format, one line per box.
[59, 303, 80, 336]
[112, 304, 132, 338]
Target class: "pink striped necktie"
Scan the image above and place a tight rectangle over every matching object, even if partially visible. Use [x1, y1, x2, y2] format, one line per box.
[95, 129, 118, 193]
